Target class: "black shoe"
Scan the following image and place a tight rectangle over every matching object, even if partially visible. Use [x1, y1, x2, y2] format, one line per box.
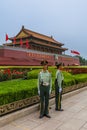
[55, 108, 58, 111]
[39, 115, 44, 118]
[44, 114, 51, 118]
[55, 108, 64, 111]
[58, 109, 64, 111]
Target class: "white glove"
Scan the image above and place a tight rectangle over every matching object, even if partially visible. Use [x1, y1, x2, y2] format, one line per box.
[38, 91, 40, 96]
[59, 87, 62, 93]
[49, 90, 51, 95]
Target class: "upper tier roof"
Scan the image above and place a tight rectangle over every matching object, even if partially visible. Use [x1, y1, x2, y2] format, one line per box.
[9, 26, 64, 46]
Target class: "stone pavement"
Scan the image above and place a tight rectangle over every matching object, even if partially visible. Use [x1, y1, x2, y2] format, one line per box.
[1, 87, 87, 130]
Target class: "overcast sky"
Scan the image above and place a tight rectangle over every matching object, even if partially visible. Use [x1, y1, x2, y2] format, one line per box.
[0, 0, 87, 59]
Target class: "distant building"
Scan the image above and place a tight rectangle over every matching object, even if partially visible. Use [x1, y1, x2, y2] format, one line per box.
[0, 26, 80, 66]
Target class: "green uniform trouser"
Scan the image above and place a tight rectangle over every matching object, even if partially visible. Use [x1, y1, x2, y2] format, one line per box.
[40, 85, 50, 115]
[55, 83, 62, 110]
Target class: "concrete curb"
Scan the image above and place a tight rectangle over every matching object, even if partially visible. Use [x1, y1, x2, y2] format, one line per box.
[0, 86, 87, 127]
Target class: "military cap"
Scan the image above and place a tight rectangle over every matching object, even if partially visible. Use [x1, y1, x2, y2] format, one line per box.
[41, 60, 48, 65]
[55, 62, 62, 67]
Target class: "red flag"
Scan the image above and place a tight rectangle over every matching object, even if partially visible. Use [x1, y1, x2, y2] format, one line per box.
[13, 37, 16, 44]
[26, 39, 30, 48]
[20, 38, 23, 46]
[71, 50, 80, 55]
[5, 34, 8, 41]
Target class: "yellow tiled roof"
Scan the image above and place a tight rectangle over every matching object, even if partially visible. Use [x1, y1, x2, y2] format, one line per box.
[23, 28, 63, 45]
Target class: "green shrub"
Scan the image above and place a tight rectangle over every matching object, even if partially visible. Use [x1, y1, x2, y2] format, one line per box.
[0, 79, 37, 106]
[0, 66, 87, 106]
[74, 74, 87, 84]
[27, 69, 42, 79]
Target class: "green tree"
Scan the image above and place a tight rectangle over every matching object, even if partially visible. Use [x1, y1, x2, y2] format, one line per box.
[75, 56, 87, 65]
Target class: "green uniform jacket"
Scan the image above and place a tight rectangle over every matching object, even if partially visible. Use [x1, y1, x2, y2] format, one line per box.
[56, 70, 64, 88]
[38, 69, 52, 94]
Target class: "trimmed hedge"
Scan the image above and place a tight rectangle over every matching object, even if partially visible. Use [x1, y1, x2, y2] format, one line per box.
[73, 74, 87, 84]
[64, 66, 87, 74]
[0, 67, 87, 106]
[0, 66, 42, 71]
[0, 66, 42, 81]
[0, 79, 37, 106]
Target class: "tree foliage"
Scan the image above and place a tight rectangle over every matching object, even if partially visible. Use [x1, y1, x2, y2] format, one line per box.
[74, 56, 87, 65]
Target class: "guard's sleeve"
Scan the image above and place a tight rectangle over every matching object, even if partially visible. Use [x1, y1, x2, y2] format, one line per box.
[62, 73, 64, 81]
[49, 73, 52, 94]
[57, 71, 62, 88]
[56, 71, 58, 79]
[37, 73, 40, 94]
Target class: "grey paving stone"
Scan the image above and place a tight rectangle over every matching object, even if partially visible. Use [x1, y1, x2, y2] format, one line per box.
[57, 118, 85, 130]
[1, 86, 87, 130]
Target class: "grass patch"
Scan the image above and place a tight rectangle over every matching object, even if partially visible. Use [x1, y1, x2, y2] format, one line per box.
[0, 67, 87, 106]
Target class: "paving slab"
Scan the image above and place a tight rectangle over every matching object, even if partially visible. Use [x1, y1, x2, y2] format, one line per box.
[1, 86, 87, 130]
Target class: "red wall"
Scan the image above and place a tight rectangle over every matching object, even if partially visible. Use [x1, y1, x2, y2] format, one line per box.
[4, 49, 27, 59]
[0, 49, 4, 56]
[58, 55, 80, 66]
[0, 48, 80, 66]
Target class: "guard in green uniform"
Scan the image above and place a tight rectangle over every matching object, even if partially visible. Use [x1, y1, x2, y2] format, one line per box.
[38, 60, 52, 118]
[55, 62, 64, 111]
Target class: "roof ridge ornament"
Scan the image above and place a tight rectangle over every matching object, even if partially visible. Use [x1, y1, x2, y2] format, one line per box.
[51, 35, 53, 39]
[22, 25, 24, 29]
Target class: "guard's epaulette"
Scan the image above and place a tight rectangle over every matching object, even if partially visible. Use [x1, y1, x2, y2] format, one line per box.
[39, 69, 43, 74]
[48, 70, 51, 73]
